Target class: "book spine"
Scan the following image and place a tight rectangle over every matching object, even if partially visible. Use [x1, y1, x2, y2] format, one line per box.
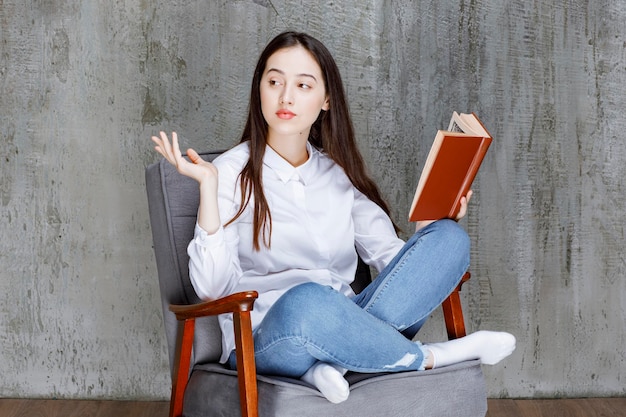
[447, 138, 492, 218]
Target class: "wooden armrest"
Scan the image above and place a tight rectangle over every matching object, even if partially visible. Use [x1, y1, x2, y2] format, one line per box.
[442, 271, 471, 340]
[168, 291, 259, 417]
[169, 291, 258, 320]
[458, 271, 470, 289]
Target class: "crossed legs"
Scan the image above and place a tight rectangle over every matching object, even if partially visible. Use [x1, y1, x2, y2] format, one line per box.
[232, 220, 515, 402]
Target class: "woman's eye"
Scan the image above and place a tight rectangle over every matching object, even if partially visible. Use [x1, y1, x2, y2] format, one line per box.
[299, 83, 311, 89]
[269, 79, 281, 86]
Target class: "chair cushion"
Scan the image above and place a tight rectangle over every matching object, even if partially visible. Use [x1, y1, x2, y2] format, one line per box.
[183, 360, 487, 417]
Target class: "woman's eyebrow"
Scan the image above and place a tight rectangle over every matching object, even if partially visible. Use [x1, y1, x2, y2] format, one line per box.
[266, 68, 318, 82]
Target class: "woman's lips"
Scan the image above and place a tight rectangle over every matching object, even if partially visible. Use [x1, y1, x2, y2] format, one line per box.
[276, 109, 296, 119]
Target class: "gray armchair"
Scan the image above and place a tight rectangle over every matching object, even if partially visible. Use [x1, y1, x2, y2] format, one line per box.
[145, 151, 487, 417]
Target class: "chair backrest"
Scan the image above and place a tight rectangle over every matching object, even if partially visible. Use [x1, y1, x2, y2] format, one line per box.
[145, 151, 372, 374]
[146, 152, 225, 373]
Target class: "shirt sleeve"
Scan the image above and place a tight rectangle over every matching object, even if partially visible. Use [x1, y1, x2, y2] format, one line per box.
[187, 157, 244, 300]
[352, 187, 405, 273]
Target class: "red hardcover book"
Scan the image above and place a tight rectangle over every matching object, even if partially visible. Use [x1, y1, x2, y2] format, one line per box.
[408, 112, 492, 221]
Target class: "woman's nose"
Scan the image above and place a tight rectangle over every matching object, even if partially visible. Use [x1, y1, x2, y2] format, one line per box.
[280, 86, 293, 105]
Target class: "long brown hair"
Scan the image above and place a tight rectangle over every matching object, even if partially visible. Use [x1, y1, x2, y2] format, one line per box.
[226, 31, 397, 250]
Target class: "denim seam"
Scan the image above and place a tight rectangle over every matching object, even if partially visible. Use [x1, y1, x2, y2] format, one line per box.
[361, 241, 420, 318]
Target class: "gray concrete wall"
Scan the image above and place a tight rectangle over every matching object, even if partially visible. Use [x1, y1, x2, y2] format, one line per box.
[1, 0, 624, 400]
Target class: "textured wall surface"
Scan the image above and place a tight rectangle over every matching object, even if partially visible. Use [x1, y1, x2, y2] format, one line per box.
[1, 0, 624, 400]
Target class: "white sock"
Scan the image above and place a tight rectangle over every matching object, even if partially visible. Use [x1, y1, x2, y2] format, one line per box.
[301, 362, 349, 404]
[425, 330, 516, 368]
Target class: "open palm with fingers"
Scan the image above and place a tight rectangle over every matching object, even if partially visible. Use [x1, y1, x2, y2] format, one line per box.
[151, 131, 218, 187]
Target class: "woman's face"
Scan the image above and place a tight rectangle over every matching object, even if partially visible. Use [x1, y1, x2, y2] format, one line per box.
[260, 45, 330, 142]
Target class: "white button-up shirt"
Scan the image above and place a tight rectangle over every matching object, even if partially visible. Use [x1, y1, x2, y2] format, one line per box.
[188, 141, 405, 363]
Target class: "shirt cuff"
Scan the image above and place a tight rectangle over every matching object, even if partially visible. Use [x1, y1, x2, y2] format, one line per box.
[193, 223, 225, 248]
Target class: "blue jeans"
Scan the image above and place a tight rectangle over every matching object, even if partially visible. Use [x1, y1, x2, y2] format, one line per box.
[228, 219, 470, 377]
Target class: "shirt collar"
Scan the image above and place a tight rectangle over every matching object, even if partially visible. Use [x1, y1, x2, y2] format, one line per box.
[264, 142, 318, 185]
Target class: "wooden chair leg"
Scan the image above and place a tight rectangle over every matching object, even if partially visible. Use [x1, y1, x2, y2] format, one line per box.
[170, 319, 196, 417]
[233, 311, 258, 417]
[442, 272, 471, 340]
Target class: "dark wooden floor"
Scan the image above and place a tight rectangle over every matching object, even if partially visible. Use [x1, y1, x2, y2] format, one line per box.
[0, 399, 169, 417]
[486, 398, 626, 417]
[0, 398, 625, 416]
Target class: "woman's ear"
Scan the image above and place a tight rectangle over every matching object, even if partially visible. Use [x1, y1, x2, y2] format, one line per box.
[322, 96, 330, 111]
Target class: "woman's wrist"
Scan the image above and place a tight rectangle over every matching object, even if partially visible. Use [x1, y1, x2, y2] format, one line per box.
[197, 180, 220, 235]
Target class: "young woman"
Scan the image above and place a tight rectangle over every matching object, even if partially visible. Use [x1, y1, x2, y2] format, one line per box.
[152, 31, 515, 404]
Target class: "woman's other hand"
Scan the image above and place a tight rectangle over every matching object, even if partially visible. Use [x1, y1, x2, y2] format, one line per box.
[415, 190, 473, 232]
[455, 190, 473, 221]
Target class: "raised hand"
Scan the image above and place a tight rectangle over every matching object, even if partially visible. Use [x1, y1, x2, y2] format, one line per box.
[151, 131, 221, 234]
[151, 131, 218, 187]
